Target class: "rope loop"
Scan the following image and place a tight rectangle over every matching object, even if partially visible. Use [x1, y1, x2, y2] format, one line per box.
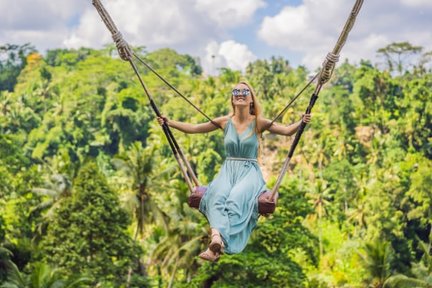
[112, 31, 132, 61]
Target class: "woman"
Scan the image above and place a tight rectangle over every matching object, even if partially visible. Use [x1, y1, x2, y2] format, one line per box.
[157, 81, 311, 262]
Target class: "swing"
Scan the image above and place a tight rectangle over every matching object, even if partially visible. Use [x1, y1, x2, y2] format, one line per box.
[92, 0, 364, 215]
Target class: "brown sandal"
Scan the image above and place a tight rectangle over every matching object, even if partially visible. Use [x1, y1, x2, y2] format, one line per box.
[198, 248, 220, 262]
[209, 232, 224, 254]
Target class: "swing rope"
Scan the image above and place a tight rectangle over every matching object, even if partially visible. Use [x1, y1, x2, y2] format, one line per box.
[92, 0, 364, 210]
[93, 0, 199, 194]
[269, 73, 318, 126]
[94, 0, 315, 131]
[269, 0, 364, 200]
[132, 54, 223, 130]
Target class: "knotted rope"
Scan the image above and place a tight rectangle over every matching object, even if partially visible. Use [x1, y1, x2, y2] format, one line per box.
[270, 0, 364, 200]
[92, 0, 200, 195]
[318, 0, 363, 85]
[92, 0, 132, 61]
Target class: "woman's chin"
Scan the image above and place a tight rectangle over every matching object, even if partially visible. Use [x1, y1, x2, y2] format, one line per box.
[234, 102, 248, 106]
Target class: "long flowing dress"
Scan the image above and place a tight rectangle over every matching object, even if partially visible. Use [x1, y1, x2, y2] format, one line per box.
[199, 117, 267, 254]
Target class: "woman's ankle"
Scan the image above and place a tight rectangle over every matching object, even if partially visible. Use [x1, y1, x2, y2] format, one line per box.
[211, 228, 221, 237]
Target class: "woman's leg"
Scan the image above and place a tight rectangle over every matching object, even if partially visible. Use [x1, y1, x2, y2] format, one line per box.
[223, 174, 263, 253]
[201, 172, 233, 244]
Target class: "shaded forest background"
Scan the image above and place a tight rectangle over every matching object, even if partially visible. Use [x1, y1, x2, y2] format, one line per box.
[0, 42, 431, 287]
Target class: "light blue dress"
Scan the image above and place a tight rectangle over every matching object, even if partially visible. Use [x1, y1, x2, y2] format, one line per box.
[199, 118, 267, 254]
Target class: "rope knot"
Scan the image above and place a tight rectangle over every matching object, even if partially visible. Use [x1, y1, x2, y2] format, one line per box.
[319, 52, 339, 85]
[112, 31, 132, 61]
[326, 52, 339, 63]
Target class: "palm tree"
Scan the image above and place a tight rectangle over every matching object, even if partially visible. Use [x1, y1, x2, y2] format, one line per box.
[112, 142, 169, 240]
[30, 173, 72, 242]
[360, 239, 393, 288]
[1, 262, 90, 288]
[383, 240, 432, 288]
[150, 190, 208, 287]
[306, 179, 331, 258]
[347, 173, 370, 236]
[0, 92, 12, 116]
[306, 131, 331, 172]
[0, 247, 13, 281]
[111, 141, 174, 285]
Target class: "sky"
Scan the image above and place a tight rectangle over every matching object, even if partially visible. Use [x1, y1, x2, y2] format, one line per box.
[1, 0, 431, 74]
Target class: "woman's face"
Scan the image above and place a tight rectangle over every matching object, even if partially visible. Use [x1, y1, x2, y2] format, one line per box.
[231, 83, 252, 107]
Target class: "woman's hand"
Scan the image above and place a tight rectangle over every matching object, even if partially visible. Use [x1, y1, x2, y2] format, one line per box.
[302, 113, 312, 123]
[157, 116, 168, 126]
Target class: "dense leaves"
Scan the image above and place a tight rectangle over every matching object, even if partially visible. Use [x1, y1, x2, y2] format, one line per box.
[0, 42, 431, 287]
[42, 161, 145, 286]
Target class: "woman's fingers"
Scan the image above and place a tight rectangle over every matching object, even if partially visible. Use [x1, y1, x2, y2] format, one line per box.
[302, 113, 312, 123]
[157, 116, 167, 126]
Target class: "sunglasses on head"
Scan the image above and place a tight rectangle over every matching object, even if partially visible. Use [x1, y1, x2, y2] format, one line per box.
[232, 88, 250, 97]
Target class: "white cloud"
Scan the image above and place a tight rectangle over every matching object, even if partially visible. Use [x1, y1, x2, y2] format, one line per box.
[64, 0, 265, 52]
[63, 0, 262, 74]
[64, 0, 208, 51]
[219, 40, 257, 71]
[0, 0, 86, 51]
[203, 40, 257, 74]
[0, 0, 85, 30]
[1, 28, 71, 51]
[0, 0, 261, 56]
[400, 0, 432, 8]
[258, 0, 357, 68]
[194, 0, 265, 28]
[2, 0, 432, 75]
[63, 8, 106, 49]
[0, 0, 264, 75]
[258, 0, 432, 69]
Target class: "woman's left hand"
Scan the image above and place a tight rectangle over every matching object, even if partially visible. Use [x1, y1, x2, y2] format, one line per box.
[302, 113, 312, 123]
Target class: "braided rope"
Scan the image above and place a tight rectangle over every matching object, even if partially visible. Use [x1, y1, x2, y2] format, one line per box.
[318, 0, 364, 85]
[92, 0, 132, 61]
[270, 0, 364, 200]
[112, 31, 133, 61]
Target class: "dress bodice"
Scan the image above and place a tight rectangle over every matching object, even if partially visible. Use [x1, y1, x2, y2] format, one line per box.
[224, 118, 258, 159]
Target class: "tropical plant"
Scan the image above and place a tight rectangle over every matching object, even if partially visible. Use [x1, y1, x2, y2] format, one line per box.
[1, 261, 90, 288]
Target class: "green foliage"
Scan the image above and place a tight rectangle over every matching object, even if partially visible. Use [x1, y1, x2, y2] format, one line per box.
[145, 48, 202, 76]
[377, 42, 423, 74]
[0, 247, 13, 282]
[187, 252, 307, 288]
[42, 162, 143, 286]
[360, 239, 394, 287]
[0, 43, 36, 92]
[384, 240, 432, 288]
[186, 179, 317, 287]
[1, 261, 91, 288]
[0, 42, 431, 287]
[0, 135, 32, 199]
[45, 48, 98, 68]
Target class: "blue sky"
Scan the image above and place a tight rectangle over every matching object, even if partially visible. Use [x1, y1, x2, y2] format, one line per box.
[231, 0, 304, 63]
[1, 0, 431, 74]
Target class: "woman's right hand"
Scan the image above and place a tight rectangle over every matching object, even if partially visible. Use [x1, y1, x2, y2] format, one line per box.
[157, 116, 168, 126]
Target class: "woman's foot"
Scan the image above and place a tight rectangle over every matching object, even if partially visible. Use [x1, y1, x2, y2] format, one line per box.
[209, 230, 224, 254]
[198, 248, 220, 262]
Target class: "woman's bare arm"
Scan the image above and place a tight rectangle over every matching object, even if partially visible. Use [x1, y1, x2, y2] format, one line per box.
[258, 114, 311, 136]
[158, 115, 230, 134]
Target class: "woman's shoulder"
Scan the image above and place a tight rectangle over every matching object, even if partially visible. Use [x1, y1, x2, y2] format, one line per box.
[256, 117, 272, 132]
[212, 115, 231, 129]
